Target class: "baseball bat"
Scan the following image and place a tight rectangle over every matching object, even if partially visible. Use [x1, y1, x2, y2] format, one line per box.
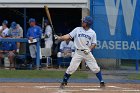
[42, 17, 45, 30]
[44, 5, 56, 35]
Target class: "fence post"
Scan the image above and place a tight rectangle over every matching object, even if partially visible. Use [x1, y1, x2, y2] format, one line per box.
[136, 60, 139, 71]
[36, 38, 40, 70]
[24, 8, 27, 37]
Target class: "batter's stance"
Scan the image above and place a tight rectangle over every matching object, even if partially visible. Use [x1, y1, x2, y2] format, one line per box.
[55, 16, 105, 89]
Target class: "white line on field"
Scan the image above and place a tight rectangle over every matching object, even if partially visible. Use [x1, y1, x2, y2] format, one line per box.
[83, 89, 140, 92]
[62, 90, 81, 92]
[122, 90, 140, 92]
[0, 85, 140, 92]
[66, 86, 100, 88]
[107, 86, 122, 88]
[0, 85, 123, 88]
[83, 89, 102, 91]
[56, 89, 81, 93]
[0, 85, 100, 88]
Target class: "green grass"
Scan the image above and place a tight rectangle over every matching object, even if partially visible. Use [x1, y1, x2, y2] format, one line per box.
[0, 70, 88, 79]
[128, 73, 140, 80]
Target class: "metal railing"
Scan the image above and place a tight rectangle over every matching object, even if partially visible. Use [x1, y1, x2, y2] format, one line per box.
[0, 38, 40, 70]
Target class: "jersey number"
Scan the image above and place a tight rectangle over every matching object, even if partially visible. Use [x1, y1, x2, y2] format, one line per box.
[86, 41, 89, 45]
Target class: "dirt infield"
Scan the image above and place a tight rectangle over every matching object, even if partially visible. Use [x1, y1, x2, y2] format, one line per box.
[0, 83, 140, 93]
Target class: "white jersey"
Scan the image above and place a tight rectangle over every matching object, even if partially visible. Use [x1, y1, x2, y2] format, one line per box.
[44, 25, 53, 42]
[69, 27, 97, 50]
[2, 28, 9, 36]
[0, 26, 2, 38]
[0, 27, 9, 38]
[0, 26, 2, 30]
[60, 41, 75, 52]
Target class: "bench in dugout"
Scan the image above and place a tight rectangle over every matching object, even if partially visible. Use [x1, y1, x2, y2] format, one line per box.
[57, 56, 72, 68]
[61, 57, 71, 67]
[41, 48, 53, 68]
[15, 54, 32, 70]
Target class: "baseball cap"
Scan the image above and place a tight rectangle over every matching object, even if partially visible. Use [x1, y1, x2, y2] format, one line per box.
[2, 20, 8, 25]
[83, 16, 93, 26]
[29, 18, 36, 23]
[44, 19, 49, 23]
[11, 22, 17, 29]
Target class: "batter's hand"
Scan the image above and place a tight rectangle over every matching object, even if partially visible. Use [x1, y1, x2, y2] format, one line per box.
[84, 49, 90, 55]
[54, 35, 61, 40]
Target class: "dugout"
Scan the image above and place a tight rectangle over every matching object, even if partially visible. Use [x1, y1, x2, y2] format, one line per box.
[0, 0, 90, 68]
[0, 0, 89, 36]
[0, 8, 81, 37]
[0, 8, 82, 67]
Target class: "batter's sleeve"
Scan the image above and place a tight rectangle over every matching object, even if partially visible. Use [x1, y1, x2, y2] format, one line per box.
[69, 27, 78, 39]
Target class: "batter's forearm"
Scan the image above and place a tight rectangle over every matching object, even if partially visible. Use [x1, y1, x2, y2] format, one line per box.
[59, 34, 70, 41]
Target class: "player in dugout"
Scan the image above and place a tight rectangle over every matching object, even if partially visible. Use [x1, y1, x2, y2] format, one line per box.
[8, 22, 23, 53]
[27, 18, 42, 69]
[0, 35, 17, 69]
[57, 39, 75, 68]
[0, 20, 9, 38]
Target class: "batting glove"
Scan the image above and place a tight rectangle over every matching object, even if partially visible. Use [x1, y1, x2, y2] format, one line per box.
[84, 49, 90, 55]
[54, 35, 61, 40]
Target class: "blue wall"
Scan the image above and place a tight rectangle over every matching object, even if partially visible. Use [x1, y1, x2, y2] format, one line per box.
[90, 0, 140, 59]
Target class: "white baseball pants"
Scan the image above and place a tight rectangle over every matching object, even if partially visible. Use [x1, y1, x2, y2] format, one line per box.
[66, 50, 100, 74]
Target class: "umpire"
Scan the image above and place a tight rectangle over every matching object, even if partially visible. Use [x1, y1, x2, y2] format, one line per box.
[27, 18, 42, 69]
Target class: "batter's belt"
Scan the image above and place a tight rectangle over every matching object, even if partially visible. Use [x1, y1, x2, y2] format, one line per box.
[76, 49, 85, 51]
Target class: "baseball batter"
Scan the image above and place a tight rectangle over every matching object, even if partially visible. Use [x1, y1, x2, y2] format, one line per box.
[55, 16, 105, 89]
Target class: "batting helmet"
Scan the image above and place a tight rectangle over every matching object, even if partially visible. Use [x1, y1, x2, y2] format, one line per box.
[2, 20, 8, 25]
[82, 16, 93, 26]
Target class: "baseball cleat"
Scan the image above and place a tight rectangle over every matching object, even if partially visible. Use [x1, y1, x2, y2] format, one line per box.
[60, 82, 67, 89]
[100, 82, 105, 88]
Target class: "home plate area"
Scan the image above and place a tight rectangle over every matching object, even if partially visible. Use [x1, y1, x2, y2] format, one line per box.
[0, 83, 140, 93]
